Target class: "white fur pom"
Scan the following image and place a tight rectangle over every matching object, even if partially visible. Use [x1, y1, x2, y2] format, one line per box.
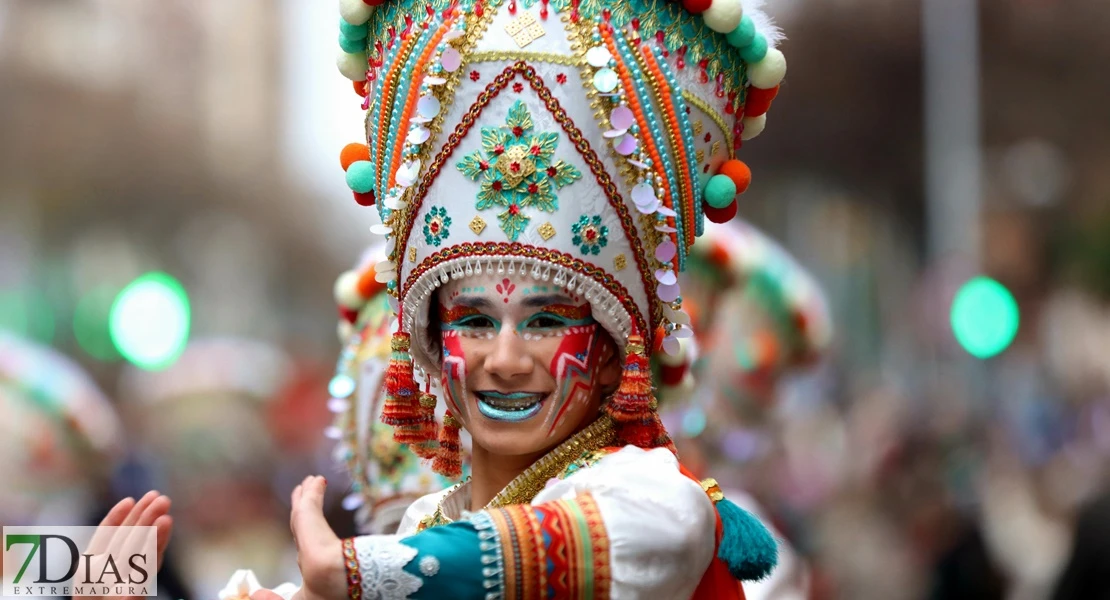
[749, 48, 787, 89]
[741, 114, 767, 140]
[337, 51, 368, 81]
[740, 0, 785, 49]
[334, 270, 363, 308]
[703, 0, 744, 33]
[339, 0, 373, 26]
[337, 320, 354, 343]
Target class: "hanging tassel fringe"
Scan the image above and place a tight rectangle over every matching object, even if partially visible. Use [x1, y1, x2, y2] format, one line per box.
[432, 411, 462, 478]
[410, 391, 440, 460]
[605, 331, 673, 449]
[711, 486, 778, 581]
[382, 332, 421, 445]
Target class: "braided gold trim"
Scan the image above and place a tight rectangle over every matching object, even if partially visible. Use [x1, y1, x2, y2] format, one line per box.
[682, 91, 735, 159]
[700, 477, 725, 503]
[469, 50, 585, 66]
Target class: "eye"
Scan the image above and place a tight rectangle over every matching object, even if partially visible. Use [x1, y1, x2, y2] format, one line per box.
[524, 313, 569, 330]
[449, 315, 498, 330]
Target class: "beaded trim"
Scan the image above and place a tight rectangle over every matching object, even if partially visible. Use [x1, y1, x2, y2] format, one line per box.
[342, 537, 363, 600]
[469, 511, 507, 599]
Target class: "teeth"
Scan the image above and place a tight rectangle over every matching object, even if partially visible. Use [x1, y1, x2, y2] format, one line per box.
[479, 394, 542, 410]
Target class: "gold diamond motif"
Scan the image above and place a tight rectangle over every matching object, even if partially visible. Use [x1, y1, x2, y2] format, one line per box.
[469, 216, 487, 235]
[495, 145, 537, 187]
[505, 12, 546, 48]
[538, 222, 556, 241]
[614, 254, 627, 271]
[693, 120, 704, 135]
[409, 247, 417, 262]
[710, 140, 721, 157]
[695, 149, 705, 163]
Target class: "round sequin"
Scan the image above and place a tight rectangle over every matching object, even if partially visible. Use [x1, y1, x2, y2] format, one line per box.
[418, 96, 442, 118]
[655, 269, 677, 285]
[658, 283, 681, 302]
[655, 240, 677, 262]
[407, 126, 431, 144]
[586, 46, 613, 67]
[614, 133, 638, 155]
[441, 47, 462, 72]
[592, 68, 619, 93]
[610, 105, 634, 130]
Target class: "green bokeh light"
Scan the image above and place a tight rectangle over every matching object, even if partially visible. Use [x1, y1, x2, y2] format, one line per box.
[74, 285, 121, 361]
[950, 276, 1019, 359]
[109, 272, 190, 370]
[0, 288, 55, 344]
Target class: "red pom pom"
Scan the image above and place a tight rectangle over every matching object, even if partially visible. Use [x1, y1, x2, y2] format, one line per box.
[341, 143, 370, 171]
[660, 362, 687, 386]
[744, 85, 779, 118]
[339, 306, 359, 324]
[353, 80, 368, 97]
[683, 0, 712, 14]
[717, 159, 752, 194]
[353, 190, 376, 206]
[704, 199, 738, 223]
[363, 0, 386, 5]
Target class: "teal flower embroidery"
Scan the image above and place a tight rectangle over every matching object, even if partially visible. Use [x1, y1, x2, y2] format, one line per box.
[423, 206, 452, 246]
[456, 100, 583, 241]
[571, 215, 608, 256]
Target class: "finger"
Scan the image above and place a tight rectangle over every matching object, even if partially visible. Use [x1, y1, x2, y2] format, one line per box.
[290, 484, 304, 536]
[251, 591, 286, 600]
[153, 515, 174, 568]
[291, 477, 332, 552]
[87, 497, 135, 554]
[121, 490, 160, 528]
[117, 496, 171, 567]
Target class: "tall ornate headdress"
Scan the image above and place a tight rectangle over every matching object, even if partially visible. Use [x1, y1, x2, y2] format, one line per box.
[334, 0, 788, 468]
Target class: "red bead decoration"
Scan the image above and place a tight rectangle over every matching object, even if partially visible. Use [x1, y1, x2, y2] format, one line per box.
[682, 0, 712, 14]
[704, 199, 738, 223]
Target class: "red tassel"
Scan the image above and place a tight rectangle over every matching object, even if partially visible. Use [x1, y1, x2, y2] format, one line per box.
[605, 331, 674, 450]
[381, 332, 421, 444]
[409, 392, 440, 460]
[432, 411, 462, 478]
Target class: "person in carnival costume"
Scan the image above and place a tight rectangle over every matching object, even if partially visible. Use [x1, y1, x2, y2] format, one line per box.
[107, 0, 793, 596]
[658, 220, 833, 600]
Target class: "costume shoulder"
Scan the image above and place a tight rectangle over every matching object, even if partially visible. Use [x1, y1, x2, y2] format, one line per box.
[395, 486, 454, 536]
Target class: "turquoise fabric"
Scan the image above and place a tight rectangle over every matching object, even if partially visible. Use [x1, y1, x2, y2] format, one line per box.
[400, 521, 489, 599]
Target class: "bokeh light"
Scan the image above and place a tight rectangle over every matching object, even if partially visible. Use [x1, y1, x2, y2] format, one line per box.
[109, 272, 191, 370]
[950, 276, 1019, 359]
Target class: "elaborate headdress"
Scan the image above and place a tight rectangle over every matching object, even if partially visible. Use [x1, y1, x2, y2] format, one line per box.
[335, 0, 788, 468]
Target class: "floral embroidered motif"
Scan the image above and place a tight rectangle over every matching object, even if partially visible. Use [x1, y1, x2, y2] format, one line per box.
[351, 535, 423, 599]
[556, 72, 568, 85]
[513, 81, 525, 93]
[418, 556, 440, 577]
[423, 206, 452, 247]
[469, 70, 481, 82]
[456, 99, 583, 241]
[571, 215, 609, 256]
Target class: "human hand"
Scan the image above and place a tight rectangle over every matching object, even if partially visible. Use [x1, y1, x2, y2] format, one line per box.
[288, 476, 347, 600]
[86, 491, 174, 600]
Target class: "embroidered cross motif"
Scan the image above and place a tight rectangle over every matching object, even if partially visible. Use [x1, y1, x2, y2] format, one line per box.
[504, 11, 546, 48]
[456, 99, 583, 241]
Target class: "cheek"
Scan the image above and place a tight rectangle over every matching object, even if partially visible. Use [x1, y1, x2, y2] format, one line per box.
[543, 325, 604, 434]
[440, 330, 468, 416]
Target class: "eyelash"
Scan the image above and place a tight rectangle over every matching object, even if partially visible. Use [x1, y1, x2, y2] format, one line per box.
[443, 312, 592, 339]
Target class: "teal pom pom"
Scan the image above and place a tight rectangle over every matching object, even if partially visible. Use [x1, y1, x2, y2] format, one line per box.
[704, 175, 737, 209]
[726, 15, 756, 49]
[739, 34, 769, 64]
[339, 33, 365, 54]
[340, 19, 368, 40]
[716, 498, 778, 581]
[346, 161, 376, 194]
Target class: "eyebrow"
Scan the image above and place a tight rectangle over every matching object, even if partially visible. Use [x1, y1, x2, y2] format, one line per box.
[451, 295, 493, 309]
[523, 294, 578, 308]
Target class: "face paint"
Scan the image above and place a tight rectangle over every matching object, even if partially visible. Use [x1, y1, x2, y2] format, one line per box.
[440, 329, 468, 417]
[540, 323, 603, 435]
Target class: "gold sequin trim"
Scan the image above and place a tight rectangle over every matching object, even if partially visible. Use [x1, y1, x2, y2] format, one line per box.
[468, 50, 585, 67]
[683, 91, 734, 159]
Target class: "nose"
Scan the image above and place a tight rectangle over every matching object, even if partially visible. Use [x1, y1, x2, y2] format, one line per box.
[484, 326, 534, 380]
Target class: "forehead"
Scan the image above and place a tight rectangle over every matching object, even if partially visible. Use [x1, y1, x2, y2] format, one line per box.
[438, 272, 583, 308]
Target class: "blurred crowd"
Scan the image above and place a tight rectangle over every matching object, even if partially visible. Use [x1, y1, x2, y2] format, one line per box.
[3, 0, 1110, 599]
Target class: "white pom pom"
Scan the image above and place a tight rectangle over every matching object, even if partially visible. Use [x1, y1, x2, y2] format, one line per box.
[339, 0, 373, 25]
[741, 114, 767, 140]
[657, 335, 690, 366]
[703, 0, 744, 34]
[334, 270, 363, 308]
[749, 48, 787, 89]
[337, 320, 354, 342]
[337, 51, 368, 81]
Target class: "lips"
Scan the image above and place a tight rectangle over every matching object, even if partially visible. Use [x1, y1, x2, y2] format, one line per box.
[475, 391, 547, 422]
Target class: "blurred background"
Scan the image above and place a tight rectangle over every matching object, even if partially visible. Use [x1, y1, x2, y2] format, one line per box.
[2, 0, 1109, 598]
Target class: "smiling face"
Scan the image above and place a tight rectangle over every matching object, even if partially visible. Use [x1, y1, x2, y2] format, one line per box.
[434, 272, 622, 458]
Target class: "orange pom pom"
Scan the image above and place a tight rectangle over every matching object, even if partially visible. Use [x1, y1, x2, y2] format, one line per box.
[356, 267, 383, 299]
[718, 160, 752, 195]
[353, 80, 368, 97]
[340, 143, 370, 171]
[744, 85, 779, 118]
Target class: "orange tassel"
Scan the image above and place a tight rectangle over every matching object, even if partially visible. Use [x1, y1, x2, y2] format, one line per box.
[382, 332, 421, 444]
[409, 392, 440, 460]
[605, 330, 673, 450]
[432, 411, 462, 478]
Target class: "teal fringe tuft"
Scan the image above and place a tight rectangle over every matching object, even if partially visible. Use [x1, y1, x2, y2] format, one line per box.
[715, 497, 779, 581]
